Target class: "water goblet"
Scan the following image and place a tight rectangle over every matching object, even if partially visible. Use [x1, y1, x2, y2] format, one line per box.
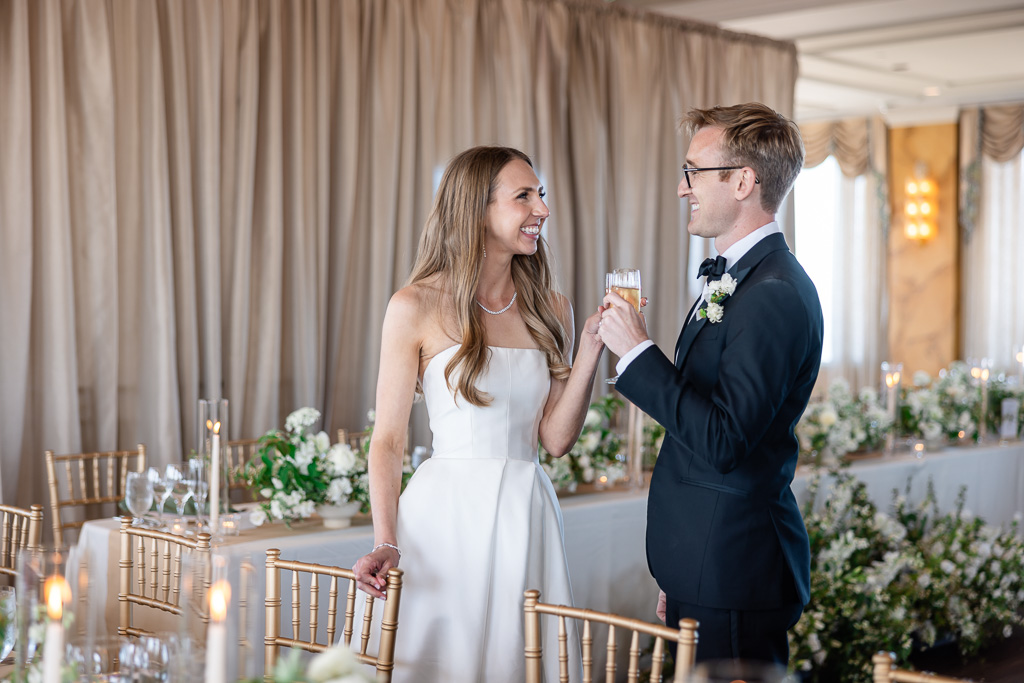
[125, 471, 155, 527]
[165, 465, 194, 518]
[0, 585, 15, 663]
[148, 468, 172, 526]
[604, 267, 642, 384]
[188, 458, 209, 529]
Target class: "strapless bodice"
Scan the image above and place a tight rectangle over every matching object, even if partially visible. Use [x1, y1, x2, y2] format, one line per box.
[421, 345, 551, 462]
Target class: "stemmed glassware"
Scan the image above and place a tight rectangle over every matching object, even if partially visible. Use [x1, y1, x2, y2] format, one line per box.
[604, 268, 642, 385]
[165, 464, 194, 519]
[188, 457, 210, 531]
[149, 468, 173, 527]
[125, 471, 155, 528]
[0, 586, 15, 663]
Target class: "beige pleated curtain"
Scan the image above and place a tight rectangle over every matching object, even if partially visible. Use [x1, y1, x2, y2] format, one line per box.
[799, 117, 889, 392]
[0, 0, 796, 510]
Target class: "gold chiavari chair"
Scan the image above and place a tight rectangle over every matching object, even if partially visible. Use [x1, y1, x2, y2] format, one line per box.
[45, 445, 146, 546]
[264, 548, 403, 683]
[118, 517, 211, 638]
[523, 589, 699, 683]
[872, 652, 971, 683]
[225, 437, 261, 502]
[337, 428, 372, 453]
[0, 503, 43, 582]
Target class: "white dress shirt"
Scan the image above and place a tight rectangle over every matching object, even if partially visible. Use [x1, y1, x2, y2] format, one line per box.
[615, 221, 782, 375]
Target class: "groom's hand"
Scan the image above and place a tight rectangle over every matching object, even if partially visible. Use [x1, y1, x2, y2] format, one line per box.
[599, 291, 649, 357]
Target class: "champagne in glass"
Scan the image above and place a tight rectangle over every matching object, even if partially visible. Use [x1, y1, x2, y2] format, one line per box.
[605, 268, 642, 385]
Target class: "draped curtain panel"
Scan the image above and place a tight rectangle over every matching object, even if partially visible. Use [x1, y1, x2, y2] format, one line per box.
[960, 103, 1024, 369]
[0, 0, 796, 509]
[798, 117, 889, 393]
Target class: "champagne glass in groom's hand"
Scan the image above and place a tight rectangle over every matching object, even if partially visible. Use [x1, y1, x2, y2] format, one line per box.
[604, 268, 641, 385]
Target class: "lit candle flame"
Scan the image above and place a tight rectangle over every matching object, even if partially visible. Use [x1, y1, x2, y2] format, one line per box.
[45, 576, 70, 620]
[914, 442, 925, 453]
[207, 419, 221, 435]
[885, 372, 900, 388]
[209, 581, 231, 622]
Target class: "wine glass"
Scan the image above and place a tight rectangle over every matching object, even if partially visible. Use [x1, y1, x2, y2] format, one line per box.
[125, 471, 155, 527]
[0, 586, 15, 663]
[604, 267, 642, 385]
[188, 457, 209, 530]
[149, 467, 173, 527]
[166, 464, 194, 519]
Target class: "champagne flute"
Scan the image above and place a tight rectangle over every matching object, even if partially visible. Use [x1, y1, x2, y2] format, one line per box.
[604, 268, 642, 385]
[125, 471, 155, 527]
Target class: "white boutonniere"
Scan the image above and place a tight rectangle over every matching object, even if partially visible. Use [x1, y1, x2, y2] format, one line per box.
[698, 273, 737, 324]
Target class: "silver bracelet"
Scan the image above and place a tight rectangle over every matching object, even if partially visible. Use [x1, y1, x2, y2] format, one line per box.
[373, 542, 401, 561]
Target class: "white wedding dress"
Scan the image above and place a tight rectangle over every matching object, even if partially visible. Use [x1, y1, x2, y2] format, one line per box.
[380, 345, 580, 682]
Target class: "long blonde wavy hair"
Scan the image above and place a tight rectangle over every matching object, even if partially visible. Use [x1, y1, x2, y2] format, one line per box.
[407, 146, 571, 406]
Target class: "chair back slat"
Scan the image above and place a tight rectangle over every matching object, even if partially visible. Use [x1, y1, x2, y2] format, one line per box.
[118, 517, 210, 638]
[46, 446, 146, 546]
[524, 589, 699, 683]
[263, 549, 403, 682]
[0, 503, 43, 580]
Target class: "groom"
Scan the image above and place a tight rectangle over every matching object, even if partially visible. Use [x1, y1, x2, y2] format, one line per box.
[598, 102, 823, 664]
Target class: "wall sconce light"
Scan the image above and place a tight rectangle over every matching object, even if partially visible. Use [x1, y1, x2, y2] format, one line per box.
[904, 163, 936, 241]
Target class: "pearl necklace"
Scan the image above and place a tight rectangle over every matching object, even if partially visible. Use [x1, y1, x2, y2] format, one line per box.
[476, 291, 517, 315]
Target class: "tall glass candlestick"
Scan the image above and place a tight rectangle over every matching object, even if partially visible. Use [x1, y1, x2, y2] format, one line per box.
[881, 362, 902, 455]
[199, 399, 229, 538]
[970, 360, 991, 442]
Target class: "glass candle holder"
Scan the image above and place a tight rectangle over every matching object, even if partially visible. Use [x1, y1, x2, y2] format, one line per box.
[198, 399, 230, 538]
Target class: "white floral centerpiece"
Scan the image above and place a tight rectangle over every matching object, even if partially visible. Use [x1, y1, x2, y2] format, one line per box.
[540, 395, 627, 492]
[790, 468, 1024, 682]
[243, 407, 369, 526]
[797, 378, 892, 464]
[901, 362, 979, 444]
[259, 642, 371, 683]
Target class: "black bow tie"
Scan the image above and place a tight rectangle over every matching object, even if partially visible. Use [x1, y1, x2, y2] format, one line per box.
[697, 255, 727, 279]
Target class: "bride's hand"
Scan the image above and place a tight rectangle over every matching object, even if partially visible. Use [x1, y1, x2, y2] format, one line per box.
[582, 307, 604, 342]
[352, 546, 399, 600]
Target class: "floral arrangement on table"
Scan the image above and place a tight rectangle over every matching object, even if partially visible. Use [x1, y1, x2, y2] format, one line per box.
[796, 362, 1024, 466]
[243, 407, 370, 525]
[540, 395, 628, 492]
[256, 642, 371, 683]
[796, 377, 892, 464]
[789, 468, 1024, 682]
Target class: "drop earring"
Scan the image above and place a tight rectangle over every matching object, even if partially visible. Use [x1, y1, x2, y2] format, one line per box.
[483, 243, 487, 258]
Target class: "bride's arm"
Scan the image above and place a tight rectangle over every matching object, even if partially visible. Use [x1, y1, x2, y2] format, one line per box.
[538, 294, 604, 457]
[352, 289, 422, 599]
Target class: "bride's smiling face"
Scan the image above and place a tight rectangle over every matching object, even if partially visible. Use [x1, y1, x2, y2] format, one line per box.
[484, 159, 549, 257]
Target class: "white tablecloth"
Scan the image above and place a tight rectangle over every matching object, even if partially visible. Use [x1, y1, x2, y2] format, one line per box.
[69, 441, 1024, 676]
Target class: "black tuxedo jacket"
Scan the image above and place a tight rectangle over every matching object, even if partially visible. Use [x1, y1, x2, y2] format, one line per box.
[617, 232, 823, 610]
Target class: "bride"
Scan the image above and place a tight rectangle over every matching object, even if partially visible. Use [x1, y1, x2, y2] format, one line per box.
[351, 146, 603, 682]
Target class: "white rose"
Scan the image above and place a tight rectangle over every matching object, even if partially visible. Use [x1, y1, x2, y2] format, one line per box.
[270, 499, 284, 520]
[327, 478, 353, 504]
[314, 431, 331, 453]
[366, 409, 376, 424]
[818, 407, 838, 428]
[294, 500, 316, 518]
[328, 444, 357, 475]
[285, 407, 321, 433]
[580, 431, 601, 453]
[272, 477, 284, 490]
[249, 508, 268, 526]
[705, 302, 723, 323]
[584, 409, 602, 429]
[307, 644, 363, 683]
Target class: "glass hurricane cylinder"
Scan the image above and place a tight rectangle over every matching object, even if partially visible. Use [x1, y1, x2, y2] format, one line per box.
[14, 546, 84, 682]
[880, 361, 902, 455]
[198, 399, 230, 537]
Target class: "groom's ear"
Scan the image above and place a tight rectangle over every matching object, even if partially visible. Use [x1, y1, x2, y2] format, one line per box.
[732, 167, 758, 202]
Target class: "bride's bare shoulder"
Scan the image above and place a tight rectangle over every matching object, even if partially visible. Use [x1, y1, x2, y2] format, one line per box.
[386, 278, 452, 340]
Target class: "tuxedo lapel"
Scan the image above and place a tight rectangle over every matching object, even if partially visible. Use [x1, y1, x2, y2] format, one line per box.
[675, 308, 707, 367]
[674, 296, 703, 365]
[674, 233, 790, 368]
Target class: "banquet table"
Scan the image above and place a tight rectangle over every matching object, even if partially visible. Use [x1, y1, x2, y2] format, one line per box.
[68, 441, 1024, 677]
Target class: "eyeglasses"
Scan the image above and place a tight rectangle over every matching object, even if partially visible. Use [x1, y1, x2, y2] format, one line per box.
[681, 165, 760, 188]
